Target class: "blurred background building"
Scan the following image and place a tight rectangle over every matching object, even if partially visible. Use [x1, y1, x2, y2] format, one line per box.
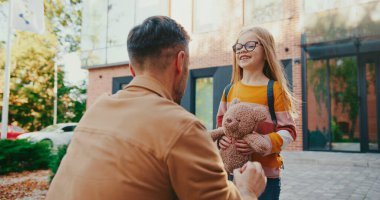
[81, 0, 380, 153]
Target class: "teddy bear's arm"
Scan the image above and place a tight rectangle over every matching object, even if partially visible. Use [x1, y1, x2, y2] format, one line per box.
[243, 133, 272, 156]
[208, 127, 225, 142]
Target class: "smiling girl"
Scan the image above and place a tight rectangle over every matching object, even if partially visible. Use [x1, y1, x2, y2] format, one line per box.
[216, 26, 297, 200]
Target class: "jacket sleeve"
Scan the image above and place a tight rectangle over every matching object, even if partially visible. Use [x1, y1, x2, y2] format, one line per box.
[166, 121, 241, 200]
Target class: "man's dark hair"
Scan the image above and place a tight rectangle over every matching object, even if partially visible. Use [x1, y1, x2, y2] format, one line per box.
[127, 16, 190, 69]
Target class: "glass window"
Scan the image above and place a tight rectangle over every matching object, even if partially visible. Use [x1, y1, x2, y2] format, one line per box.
[244, 0, 284, 25]
[170, 0, 192, 34]
[81, 49, 106, 67]
[195, 77, 213, 130]
[62, 126, 76, 132]
[81, 0, 169, 67]
[107, 0, 135, 64]
[307, 56, 361, 151]
[329, 57, 360, 151]
[107, 45, 129, 64]
[81, 0, 107, 67]
[303, 0, 338, 13]
[303, 0, 377, 13]
[307, 59, 329, 150]
[107, 0, 135, 47]
[303, 0, 380, 44]
[135, 0, 169, 24]
[81, 0, 107, 51]
[112, 76, 133, 94]
[193, 0, 223, 33]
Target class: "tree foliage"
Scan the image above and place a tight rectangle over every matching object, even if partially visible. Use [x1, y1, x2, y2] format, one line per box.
[0, 0, 85, 132]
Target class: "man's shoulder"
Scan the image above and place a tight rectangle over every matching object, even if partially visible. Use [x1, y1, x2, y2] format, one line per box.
[155, 99, 200, 124]
[85, 91, 204, 133]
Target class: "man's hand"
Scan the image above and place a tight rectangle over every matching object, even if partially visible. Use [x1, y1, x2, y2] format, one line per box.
[233, 162, 266, 200]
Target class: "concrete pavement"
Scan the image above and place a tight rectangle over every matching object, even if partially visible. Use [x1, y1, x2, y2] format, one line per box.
[280, 151, 380, 200]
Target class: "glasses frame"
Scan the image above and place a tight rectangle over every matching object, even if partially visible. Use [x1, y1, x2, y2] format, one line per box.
[232, 41, 261, 53]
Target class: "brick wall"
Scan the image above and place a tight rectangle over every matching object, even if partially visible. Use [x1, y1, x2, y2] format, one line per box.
[87, 65, 130, 107]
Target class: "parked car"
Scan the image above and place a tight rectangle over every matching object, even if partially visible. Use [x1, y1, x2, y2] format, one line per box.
[0, 123, 26, 140]
[17, 123, 78, 147]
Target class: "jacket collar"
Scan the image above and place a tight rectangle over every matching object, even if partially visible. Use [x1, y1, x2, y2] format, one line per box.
[124, 75, 173, 101]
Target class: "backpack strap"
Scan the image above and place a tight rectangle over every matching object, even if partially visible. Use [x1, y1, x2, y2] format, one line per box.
[223, 83, 233, 102]
[216, 83, 233, 149]
[267, 80, 277, 127]
[268, 80, 284, 169]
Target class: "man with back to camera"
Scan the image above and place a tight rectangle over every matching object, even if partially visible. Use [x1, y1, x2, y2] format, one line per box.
[46, 16, 266, 200]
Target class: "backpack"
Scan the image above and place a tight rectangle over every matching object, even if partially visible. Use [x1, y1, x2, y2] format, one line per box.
[223, 80, 277, 127]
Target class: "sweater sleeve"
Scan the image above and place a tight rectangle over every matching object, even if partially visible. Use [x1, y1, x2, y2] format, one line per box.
[267, 82, 297, 153]
[216, 90, 228, 128]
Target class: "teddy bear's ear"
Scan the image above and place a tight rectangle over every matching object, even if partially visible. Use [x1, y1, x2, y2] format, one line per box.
[231, 98, 240, 105]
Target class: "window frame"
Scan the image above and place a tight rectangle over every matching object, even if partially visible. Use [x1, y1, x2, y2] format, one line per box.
[112, 76, 134, 94]
[181, 66, 232, 129]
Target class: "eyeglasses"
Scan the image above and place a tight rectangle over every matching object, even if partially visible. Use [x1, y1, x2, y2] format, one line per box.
[232, 41, 261, 53]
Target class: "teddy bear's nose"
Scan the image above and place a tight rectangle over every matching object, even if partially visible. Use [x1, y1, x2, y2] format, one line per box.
[226, 118, 232, 124]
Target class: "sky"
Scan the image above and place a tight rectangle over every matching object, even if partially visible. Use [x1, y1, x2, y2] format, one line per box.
[62, 52, 88, 85]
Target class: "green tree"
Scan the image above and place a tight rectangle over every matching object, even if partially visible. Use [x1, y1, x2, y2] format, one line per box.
[46, 0, 85, 125]
[2, 31, 58, 131]
[0, 0, 85, 131]
[57, 73, 86, 123]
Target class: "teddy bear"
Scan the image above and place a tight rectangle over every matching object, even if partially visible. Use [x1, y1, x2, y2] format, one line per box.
[210, 98, 271, 174]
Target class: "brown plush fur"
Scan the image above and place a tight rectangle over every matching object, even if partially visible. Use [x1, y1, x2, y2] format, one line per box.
[210, 99, 267, 173]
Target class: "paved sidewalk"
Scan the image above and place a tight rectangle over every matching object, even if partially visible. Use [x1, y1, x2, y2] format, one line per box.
[280, 151, 380, 200]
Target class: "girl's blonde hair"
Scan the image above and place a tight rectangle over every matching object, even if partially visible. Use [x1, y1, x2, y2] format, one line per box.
[231, 26, 298, 118]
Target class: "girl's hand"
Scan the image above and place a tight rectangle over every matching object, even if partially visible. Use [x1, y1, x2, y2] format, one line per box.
[235, 140, 254, 155]
[219, 136, 232, 150]
[240, 133, 272, 156]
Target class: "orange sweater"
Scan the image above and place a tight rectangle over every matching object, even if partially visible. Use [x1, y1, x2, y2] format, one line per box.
[216, 81, 296, 178]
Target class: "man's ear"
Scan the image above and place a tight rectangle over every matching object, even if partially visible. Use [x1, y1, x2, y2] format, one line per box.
[129, 65, 136, 77]
[175, 51, 186, 74]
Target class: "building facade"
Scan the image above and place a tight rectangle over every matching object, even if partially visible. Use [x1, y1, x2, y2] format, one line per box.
[81, 0, 380, 153]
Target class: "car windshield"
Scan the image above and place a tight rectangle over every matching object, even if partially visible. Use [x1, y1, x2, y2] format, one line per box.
[41, 125, 60, 132]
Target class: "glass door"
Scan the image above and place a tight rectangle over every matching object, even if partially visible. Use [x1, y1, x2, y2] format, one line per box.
[306, 57, 361, 151]
[360, 54, 380, 152]
[306, 53, 380, 152]
[329, 57, 360, 151]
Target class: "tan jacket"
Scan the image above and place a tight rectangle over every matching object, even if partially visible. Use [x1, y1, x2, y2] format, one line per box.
[46, 76, 242, 200]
